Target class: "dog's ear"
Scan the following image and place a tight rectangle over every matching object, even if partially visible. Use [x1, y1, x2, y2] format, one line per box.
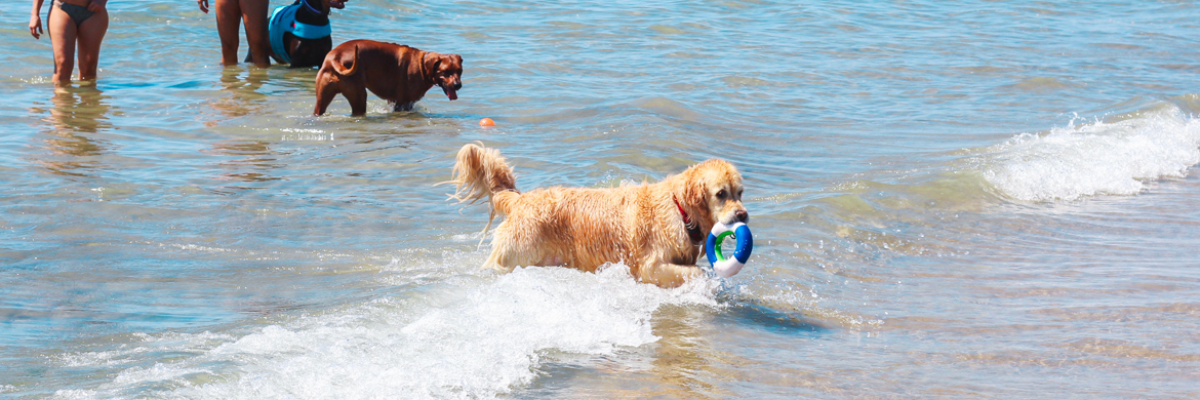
[423, 52, 442, 77]
[683, 167, 708, 212]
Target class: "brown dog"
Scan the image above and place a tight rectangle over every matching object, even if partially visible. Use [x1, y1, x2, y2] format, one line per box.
[313, 39, 463, 116]
[445, 143, 750, 288]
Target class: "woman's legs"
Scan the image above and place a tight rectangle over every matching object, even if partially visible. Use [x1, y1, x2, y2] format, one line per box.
[47, 3, 77, 85]
[75, 7, 107, 81]
[214, 0, 242, 66]
[240, 0, 270, 68]
[214, 0, 270, 67]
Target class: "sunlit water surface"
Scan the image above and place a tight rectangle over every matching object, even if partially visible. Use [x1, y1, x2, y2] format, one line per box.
[2, 1, 1199, 398]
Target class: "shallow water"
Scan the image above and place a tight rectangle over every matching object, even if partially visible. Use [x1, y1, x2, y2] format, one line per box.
[2, 0, 1200, 398]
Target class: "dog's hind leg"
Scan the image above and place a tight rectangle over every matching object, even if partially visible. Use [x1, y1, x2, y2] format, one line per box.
[479, 223, 547, 273]
[481, 250, 516, 273]
[313, 77, 340, 116]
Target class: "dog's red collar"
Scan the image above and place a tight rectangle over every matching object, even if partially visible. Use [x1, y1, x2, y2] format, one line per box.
[673, 195, 705, 245]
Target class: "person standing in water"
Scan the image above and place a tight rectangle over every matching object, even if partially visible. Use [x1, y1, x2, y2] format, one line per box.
[197, 0, 271, 68]
[29, 0, 109, 85]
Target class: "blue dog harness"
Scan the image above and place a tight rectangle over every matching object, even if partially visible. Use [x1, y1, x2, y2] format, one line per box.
[269, 0, 332, 64]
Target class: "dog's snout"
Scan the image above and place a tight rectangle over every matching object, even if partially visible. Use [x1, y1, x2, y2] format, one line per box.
[735, 209, 748, 223]
[452, 82, 462, 90]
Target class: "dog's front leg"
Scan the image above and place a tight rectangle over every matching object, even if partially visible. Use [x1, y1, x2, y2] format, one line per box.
[345, 84, 369, 116]
[393, 101, 415, 112]
[637, 262, 704, 289]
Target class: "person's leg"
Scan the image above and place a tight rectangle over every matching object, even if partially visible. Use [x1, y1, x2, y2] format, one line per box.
[75, 7, 107, 81]
[213, 0, 242, 65]
[240, 0, 271, 68]
[47, 3, 78, 85]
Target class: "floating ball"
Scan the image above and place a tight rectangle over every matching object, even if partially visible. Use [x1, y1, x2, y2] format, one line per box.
[705, 221, 753, 278]
[479, 118, 496, 127]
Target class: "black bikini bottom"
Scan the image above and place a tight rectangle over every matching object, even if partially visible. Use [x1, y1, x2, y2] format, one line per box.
[52, 0, 95, 27]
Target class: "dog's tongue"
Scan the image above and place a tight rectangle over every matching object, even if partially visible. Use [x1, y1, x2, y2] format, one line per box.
[444, 86, 458, 101]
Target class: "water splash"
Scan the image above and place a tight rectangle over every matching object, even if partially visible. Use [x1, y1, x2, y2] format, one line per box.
[50, 265, 720, 400]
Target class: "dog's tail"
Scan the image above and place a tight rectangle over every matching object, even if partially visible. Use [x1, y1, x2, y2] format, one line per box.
[442, 142, 519, 246]
[331, 44, 359, 76]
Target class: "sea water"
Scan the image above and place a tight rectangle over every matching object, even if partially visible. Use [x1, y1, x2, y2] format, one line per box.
[1, 0, 1199, 398]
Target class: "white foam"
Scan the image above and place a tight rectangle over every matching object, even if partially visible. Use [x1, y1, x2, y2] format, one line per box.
[53, 331, 236, 369]
[56, 264, 719, 400]
[981, 105, 1200, 201]
[51, 389, 96, 399]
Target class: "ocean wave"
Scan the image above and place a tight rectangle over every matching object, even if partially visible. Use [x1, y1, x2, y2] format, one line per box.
[981, 105, 1200, 201]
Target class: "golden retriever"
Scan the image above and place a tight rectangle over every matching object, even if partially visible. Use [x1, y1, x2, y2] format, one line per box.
[444, 143, 749, 288]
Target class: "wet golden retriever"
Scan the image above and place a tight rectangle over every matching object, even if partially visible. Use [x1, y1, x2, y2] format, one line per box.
[445, 143, 749, 288]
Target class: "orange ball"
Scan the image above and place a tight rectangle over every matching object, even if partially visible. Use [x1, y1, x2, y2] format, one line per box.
[479, 118, 496, 127]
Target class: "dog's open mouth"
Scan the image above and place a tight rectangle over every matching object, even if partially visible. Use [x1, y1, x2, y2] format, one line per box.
[442, 85, 458, 101]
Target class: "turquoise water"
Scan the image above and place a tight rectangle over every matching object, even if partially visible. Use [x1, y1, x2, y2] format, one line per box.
[2, 0, 1200, 398]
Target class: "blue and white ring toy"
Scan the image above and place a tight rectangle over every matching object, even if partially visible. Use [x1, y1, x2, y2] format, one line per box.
[705, 221, 753, 278]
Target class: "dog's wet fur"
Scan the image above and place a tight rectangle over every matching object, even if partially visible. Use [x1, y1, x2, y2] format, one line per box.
[445, 143, 749, 288]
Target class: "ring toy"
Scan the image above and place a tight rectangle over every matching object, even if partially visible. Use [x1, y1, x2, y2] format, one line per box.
[705, 221, 753, 278]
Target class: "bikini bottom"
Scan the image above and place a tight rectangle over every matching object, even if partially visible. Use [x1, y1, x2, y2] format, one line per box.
[52, 0, 94, 27]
